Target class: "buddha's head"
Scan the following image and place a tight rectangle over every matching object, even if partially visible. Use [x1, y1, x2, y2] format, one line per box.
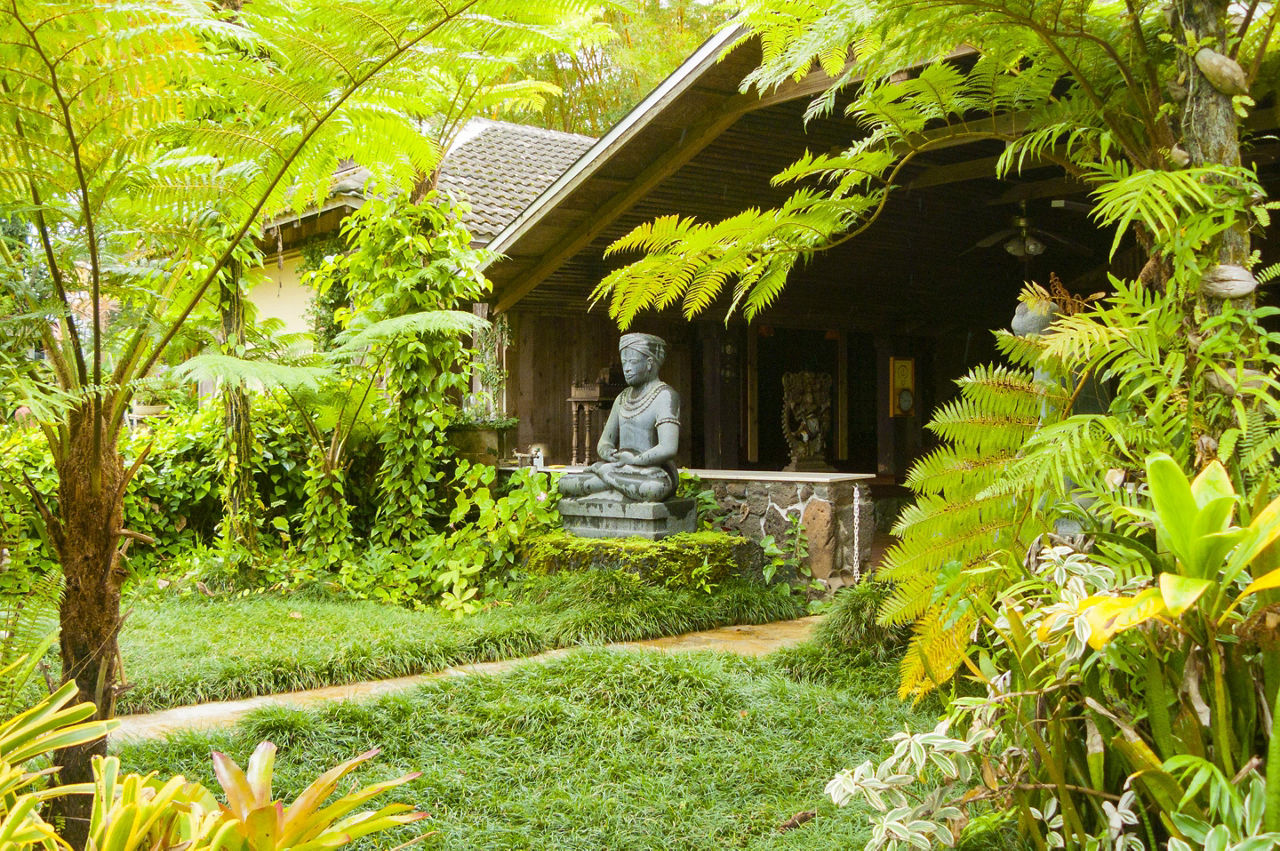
[619, 333, 666, 386]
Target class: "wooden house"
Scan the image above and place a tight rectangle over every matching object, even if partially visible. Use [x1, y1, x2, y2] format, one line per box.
[257, 29, 1279, 485]
[482, 26, 1280, 481]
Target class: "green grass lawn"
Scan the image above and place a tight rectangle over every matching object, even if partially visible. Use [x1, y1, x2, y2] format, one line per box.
[115, 647, 935, 850]
[118, 572, 805, 714]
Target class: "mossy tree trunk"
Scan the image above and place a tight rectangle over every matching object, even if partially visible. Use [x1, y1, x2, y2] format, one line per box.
[1175, 0, 1248, 271]
[1173, 0, 1253, 459]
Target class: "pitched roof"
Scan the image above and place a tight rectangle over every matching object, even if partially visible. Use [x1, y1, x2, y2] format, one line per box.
[272, 119, 595, 250]
[437, 118, 596, 243]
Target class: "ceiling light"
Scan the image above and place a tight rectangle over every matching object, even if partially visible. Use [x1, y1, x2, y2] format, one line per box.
[1004, 235, 1046, 257]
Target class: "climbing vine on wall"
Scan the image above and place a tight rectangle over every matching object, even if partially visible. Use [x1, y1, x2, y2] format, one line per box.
[308, 194, 491, 544]
[300, 235, 348, 350]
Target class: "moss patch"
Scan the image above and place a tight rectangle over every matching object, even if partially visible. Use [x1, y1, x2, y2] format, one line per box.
[522, 530, 771, 589]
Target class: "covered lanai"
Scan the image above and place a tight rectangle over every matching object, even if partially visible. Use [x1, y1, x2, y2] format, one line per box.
[485, 27, 1280, 479]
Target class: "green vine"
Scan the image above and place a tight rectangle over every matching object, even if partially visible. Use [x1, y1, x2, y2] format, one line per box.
[308, 193, 492, 545]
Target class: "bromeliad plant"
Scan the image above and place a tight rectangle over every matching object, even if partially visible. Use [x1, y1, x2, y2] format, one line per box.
[828, 453, 1280, 849]
[0, 647, 426, 850]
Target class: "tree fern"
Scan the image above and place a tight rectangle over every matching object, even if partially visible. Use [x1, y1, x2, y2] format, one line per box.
[0, 0, 624, 812]
[877, 310, 1055, 698]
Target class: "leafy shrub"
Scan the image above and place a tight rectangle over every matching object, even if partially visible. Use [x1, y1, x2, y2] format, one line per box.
[308, 194, 490, 546]
[0, 391, 379, 584]
[813, 581, 909, 663]
[333, 464, 560, 610]
[676, 470, 725, 530]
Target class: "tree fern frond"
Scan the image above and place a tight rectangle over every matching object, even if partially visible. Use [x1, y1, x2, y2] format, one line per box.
[906, 446, 1022, 495]
[0, 572, 61, 712]
[897, 606, 977, 701]
[333, 309, 488, 354]
[927, 396, 1041, 451]
[174, 353, 328, 393]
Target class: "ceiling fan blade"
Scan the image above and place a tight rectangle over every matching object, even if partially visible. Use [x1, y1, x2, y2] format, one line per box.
[972, 228, 1019, 248]
[1050, 198, 1095, 214]
[1031, 228, 1093, 255]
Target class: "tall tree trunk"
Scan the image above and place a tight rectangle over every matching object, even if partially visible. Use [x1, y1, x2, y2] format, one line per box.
[1174, 0, 1252, 462]
[220, 260, 259, 553]
[51, 404, 125, 849]
[1175, 0, 1248, 269]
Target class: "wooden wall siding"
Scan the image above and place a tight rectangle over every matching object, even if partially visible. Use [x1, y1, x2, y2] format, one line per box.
[509, 310, 694, 466]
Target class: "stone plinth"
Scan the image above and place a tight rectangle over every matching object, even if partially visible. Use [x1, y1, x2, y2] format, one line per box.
[688, 469, 874, 585]
[559, 495, 696, 540]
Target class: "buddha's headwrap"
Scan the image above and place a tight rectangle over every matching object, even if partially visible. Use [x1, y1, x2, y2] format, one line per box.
[619, 333, 667, 367]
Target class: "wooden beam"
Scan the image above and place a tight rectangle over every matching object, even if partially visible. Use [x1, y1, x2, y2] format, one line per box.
[908, 150, 1065, 189]
[494, 98, 755, 313]
[987, 176, 1090, 205]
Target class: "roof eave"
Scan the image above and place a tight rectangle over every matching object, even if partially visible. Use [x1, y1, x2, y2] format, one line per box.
[482, 23, 749, 263]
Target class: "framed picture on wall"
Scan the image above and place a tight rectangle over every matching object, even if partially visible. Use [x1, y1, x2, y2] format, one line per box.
[890, 357, 915, 417]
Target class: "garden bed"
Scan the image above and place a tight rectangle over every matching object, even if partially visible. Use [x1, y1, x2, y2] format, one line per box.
[117, 571, 805, 714]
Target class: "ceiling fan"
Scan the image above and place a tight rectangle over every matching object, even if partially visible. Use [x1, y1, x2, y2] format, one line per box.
[963, 199, 1092, 258]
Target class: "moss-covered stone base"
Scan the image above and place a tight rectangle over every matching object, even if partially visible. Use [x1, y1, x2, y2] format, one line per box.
[521, 530, 783, 589]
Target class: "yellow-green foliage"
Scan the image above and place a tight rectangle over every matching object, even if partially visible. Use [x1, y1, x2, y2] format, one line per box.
[878, 335, 1057, 700]
[522, 531, 768, 590]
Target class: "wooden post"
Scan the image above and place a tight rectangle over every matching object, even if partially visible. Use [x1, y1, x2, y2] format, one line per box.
[700, 324, 723, 468]
[836, 331, 849, 461]
[875, 335, 896, 478]
[746, 327, 759, 463]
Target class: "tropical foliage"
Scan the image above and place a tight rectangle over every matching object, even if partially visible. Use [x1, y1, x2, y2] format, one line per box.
[516, 1, 736, 135]
[0, 645, 424, 850]
[589, 0, 1280, 844]
[829, 456, 1280, 849]
[0, 0, 610, 825]
[314, 195, 490, 545]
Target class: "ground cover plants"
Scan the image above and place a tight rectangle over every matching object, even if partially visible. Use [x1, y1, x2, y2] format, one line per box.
[117, 571, 804, 715]
[114, 647, 936, 850]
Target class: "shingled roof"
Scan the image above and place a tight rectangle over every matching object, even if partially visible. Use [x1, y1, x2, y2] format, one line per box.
[275, 119, 595, 252]
[437, 118, 596, 244]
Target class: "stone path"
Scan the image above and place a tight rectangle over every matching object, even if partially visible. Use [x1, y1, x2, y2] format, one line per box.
[112, 616, 822, 742]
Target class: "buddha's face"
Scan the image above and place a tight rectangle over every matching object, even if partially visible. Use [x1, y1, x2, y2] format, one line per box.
[621, 349, 656, 386]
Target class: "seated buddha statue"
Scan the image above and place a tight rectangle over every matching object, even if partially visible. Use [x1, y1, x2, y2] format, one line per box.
[558, 333, 680, 503]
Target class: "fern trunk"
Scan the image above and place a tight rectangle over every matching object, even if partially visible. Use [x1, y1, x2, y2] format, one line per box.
[1174, 0, 1253, 460]
[50, 404, 125, 849]
[220, 261, 259, 553]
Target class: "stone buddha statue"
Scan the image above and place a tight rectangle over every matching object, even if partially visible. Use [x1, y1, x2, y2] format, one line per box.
[558, 333, 680, 503]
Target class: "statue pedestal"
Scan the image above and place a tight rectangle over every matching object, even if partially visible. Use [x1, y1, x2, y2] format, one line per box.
[559, 495, 696, 540]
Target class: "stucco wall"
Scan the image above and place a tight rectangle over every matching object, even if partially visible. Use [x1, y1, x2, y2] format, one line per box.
[249, 251, 312, 335]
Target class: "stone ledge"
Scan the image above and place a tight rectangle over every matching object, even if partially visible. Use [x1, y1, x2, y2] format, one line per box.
[559, 496, 696, 540]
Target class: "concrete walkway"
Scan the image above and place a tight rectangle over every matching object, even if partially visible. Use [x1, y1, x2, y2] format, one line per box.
[112, 616, 822, 742]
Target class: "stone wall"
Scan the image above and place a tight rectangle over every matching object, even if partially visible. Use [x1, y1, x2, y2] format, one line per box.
[695, 473, 874, 586]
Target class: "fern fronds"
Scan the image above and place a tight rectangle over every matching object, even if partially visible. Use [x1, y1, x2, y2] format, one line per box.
[906, 446, 1022, 495]
[898, 605, 978, 700]
[0, 570, 61, 713]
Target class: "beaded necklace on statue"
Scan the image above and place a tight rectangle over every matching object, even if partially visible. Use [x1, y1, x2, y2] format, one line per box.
[617, 381, 665, 417]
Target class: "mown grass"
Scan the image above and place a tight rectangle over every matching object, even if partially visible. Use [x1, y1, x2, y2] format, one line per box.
[115, 648, 935, 849]
[118, 572, 805, 714]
